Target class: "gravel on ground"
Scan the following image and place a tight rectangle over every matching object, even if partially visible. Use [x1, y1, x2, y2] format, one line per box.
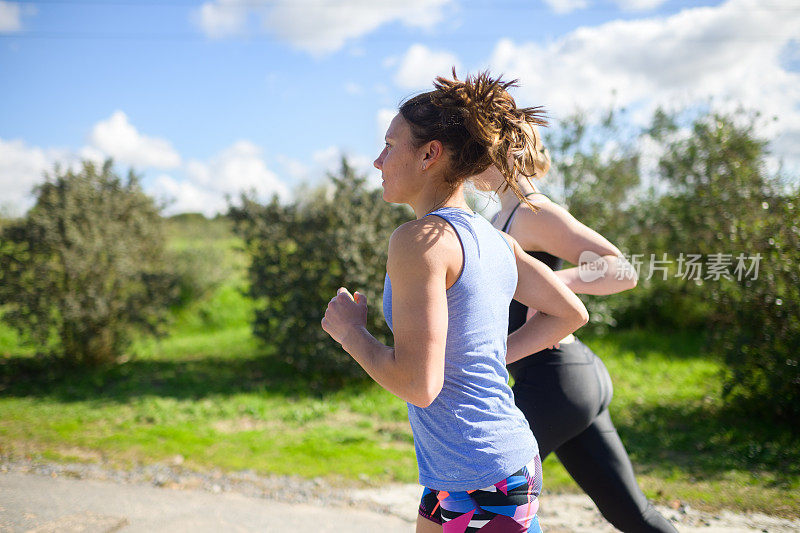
[2, 457, 798, 532]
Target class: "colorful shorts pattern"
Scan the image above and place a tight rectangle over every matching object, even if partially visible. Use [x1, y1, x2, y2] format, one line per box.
[418, 455, 543, 533]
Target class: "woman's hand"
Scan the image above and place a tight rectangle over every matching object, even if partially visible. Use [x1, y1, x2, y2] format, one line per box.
[321, 287, 368, 346]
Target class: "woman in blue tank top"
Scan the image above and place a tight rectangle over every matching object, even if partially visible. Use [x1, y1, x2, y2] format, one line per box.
[321, 71, 588, 532]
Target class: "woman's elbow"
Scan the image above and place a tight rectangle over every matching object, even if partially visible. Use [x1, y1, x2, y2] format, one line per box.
[409, 396, 435, 409]
[408, 377, 443, 408]
[573, 301, 590, 328]
[578, 308, 590, 327]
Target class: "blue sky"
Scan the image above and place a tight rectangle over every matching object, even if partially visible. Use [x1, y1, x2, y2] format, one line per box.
[1, 0, 798, 216]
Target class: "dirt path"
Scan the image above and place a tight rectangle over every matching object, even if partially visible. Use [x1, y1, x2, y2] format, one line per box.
[2, 460, 798, 532]
[349, 484, 800, 533]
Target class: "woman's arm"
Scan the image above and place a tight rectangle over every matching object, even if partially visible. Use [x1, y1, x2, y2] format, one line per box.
[321, 218, 455, 408]
[505, 236, 589, 363]
[513, 197, 637, 295]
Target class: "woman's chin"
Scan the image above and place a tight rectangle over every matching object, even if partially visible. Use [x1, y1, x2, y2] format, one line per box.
[381, 188, 403, 204]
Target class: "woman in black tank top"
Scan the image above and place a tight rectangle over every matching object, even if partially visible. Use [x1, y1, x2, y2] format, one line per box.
[473, 124, 677, 533]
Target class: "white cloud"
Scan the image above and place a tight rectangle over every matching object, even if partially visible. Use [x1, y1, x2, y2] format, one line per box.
[186, 140, 289, 198]
[0, 139, 54, 212]
[194, 0, 454, 55]
[77, 145, 108, 167]
[0, 139, 89, 213]
[275, 154, 309, 182]
[0, 1, 22, 32]
[313, 146, 372, 173]
[3, 120, 324, 217]
[0, 134, 188, 216]
[194, 0, 251, 38]
[0, 1, 36, 33]
[543, 0, 589, 15]
[89, 111, 181, 169]
[1, 130, 362, 217]
[268, 0, 453, 55]
[311, 146, 344, 170]
[544, 0, 668, 14]
[279, 147, 382, 190]
[150, 174, 226, 217]
[312, 146, 381, 188]
[116, 140, 290, 216]
[376, 108, 396, 146]
[488, 0, 800, 172]
[393, 44, 461, 90]
[613, 0, 668, 10]
[344, 81, 363, 95]
[348, 46, 366, 57]
[768, 129, 800, 180]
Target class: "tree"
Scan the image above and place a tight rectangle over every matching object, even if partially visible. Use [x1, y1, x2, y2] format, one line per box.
[0, 160, 175, 366]
[541, 109, 642, 330]
[542, 106, 799, 419]
[543, 109, 641, 237]
[230, 158, 410, 381]
[714, 194, 800, 421]
[625, 108, 799, 419]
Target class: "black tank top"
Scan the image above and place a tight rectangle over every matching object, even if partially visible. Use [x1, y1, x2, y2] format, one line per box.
[500, 194, 564, 334]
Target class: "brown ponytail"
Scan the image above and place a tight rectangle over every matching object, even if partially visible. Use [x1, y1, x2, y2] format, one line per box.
[399, 68, 548, 209]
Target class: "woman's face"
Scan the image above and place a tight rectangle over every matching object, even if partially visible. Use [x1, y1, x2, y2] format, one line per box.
[373, 114, 425, 204]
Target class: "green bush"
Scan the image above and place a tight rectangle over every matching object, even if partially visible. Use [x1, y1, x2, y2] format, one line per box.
[631, 110, 800, 419]
[712, 196, 800, 421]
[166, 246, 230, 309]
[230, 158, 410, 382]
[543, 108, 799, 419]
[162, 214, 238, 309]
[0, 160, 175, 366]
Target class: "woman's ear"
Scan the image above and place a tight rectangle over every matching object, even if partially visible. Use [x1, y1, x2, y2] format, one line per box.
[421, 140, 444, 171]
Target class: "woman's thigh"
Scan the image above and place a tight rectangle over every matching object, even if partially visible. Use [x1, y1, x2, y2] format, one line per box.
[417, 514, 442, 533]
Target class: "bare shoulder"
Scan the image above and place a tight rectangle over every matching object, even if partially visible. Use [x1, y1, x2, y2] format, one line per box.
[500, 232, 537, 265]
[514, 194, 621, 260]
[517, 194, 570, 224]
[388, 217, 460, 270]
[496, 229, 517, 251]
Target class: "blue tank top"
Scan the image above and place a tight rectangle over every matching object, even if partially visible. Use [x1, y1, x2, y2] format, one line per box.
[382, 207, 538, 491]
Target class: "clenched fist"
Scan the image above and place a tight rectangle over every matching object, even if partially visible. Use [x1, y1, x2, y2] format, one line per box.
[321, 287, 368, 346]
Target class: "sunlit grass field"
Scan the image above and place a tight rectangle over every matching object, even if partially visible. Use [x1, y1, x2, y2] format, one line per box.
[1, 216, 797, 517]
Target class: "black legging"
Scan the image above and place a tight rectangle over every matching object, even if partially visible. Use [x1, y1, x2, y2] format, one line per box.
[510, 339, 677, 533]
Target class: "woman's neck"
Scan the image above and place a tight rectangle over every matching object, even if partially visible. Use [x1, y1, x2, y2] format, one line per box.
[410, 182, 471, 219]
[498, 178, 538, 210]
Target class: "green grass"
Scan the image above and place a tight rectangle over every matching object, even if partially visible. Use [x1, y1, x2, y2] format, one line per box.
[0, 216, 797, 518]
[0, 256, 417, 485]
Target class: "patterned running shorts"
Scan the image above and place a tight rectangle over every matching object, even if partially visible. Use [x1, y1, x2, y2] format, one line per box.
[418, 455, 543, 532]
